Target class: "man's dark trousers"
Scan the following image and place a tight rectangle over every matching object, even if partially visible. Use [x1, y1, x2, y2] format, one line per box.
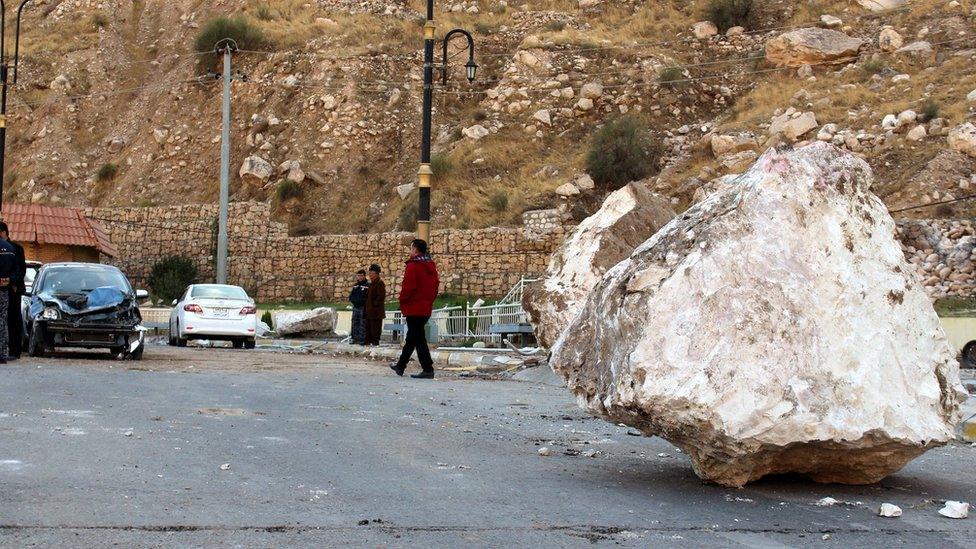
[396, 316, 433, 371]
[7, 288, 20, 357]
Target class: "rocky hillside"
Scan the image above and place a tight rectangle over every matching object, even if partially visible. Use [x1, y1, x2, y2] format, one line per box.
[5, 0, 976, 234]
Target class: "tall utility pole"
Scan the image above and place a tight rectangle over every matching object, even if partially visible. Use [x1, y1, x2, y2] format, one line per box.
[417, 1, 477, 244]
[215, 40, 236, 285]
[0, 0, 40, 217]
[417, 1, 436, 243]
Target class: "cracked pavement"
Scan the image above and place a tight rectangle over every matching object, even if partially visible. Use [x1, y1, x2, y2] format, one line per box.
[1, 346, 974, 547]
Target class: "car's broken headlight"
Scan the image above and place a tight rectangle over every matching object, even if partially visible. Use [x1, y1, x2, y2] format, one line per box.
[42, 307, 60, 320]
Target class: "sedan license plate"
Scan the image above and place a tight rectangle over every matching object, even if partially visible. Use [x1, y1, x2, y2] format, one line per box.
[212, 308, 229, 318]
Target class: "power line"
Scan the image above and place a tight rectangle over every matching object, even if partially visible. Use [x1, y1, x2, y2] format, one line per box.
[889, 193, 976, 214]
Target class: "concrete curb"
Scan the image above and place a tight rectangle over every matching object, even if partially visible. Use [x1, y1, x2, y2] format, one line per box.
[264, 339, 525, 373]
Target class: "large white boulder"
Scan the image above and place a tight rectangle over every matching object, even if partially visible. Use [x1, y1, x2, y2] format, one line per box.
[273, 307, 338, 337]
[857, 0, 907, 11]
[523, 183, 674, 349]
[550, 142, 965, 487]
[766, 28, 864, 67]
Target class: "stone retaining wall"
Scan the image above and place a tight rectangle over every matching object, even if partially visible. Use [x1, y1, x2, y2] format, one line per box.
[87, 202, 564, 302]
[898, 219, 976, 299]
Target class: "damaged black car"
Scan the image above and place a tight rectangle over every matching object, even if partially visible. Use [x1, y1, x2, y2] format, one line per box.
[25, 263, 149, 359]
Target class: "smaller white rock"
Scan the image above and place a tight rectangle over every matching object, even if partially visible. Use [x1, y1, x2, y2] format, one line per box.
[907, 125, 927, 141]
[220, 463, 231, 470]
[692, 21, 718, 39]
[938, 501, 969, 519]
[879, 503, 903, 518]
[967, 89, 976, 103]
[538, 447, 552, 456]
[555, 183, 581, 197]
[820, 15, 842, 28]
[815, 497, 839, 507]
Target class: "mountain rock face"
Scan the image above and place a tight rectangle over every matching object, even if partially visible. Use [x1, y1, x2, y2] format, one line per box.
[549, 142, 966, 487]
[523, 182, 674, 349]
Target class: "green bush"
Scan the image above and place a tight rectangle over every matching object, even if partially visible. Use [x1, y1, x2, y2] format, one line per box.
[254, 3, 274, 21]
[920, 99, 940, 122]
[261, 310, 273, 328]
[430, 153, 454, 183]
[96, 163, 118, 181]
[90, 12, 109, 29]
[585, 117, 659, 190]
[194, 16, 267, 70]
[489, 190, 509, 213]
[149, 256, 198, 304]
[545, 20, 566, 32]
[276, 180, 302, 201]
[861, 58, 886, 75]
[398, 199, 418, 230]
[704, 0, 755, 32]
[658, 66, 684, 89]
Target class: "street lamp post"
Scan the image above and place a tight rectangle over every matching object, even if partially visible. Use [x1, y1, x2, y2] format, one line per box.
[417, 1, 477, 243]
[0, 0, 36, 216]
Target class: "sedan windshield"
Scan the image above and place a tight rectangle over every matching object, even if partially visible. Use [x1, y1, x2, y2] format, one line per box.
[39, 266, 131, 295]
[191, 285, 249, 300]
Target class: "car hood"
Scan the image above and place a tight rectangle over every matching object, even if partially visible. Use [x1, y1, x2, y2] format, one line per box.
[33, 287, 140, 325]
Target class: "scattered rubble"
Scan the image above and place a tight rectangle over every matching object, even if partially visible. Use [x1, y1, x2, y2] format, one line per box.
[879, 503, 903, 518]
[939, 501, 970, 519]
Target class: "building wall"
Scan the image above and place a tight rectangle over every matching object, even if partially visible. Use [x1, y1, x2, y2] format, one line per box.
[87, 202, 564, 302]
[22, 242, 99, 264]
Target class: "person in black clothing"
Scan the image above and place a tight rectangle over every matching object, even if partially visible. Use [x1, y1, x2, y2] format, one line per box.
[0, 223, 25, 359]
[0, 232, 18, 364]
[348, 269, 369, 345]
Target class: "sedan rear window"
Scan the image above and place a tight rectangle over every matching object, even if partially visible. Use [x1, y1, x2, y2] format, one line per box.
[191, 285, 249, 300]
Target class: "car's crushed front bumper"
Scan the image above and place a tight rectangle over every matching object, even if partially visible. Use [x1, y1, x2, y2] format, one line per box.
[43, 320, 142, 350]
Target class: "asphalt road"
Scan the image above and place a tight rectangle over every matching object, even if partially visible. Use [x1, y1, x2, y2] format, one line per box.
[0, 346, 974, 548]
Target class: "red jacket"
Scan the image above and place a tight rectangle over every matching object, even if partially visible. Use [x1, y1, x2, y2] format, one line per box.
[399, 256, 439, 317]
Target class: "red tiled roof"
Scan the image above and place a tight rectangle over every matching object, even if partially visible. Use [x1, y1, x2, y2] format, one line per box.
[1, 203, 118, 257]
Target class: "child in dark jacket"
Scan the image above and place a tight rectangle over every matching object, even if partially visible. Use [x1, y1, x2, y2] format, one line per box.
[349, 270, 369, 345]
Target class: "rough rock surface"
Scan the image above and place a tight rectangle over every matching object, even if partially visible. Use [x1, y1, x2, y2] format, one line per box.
[766, 28, 864, 67]
[273, 307, 338, 337]
[523, 183, 674, 349]
[549, 142, 965, 487]
[949, 123, 976, 159]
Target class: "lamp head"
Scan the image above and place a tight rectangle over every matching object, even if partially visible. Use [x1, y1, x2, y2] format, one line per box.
[465, 59, 478, 83]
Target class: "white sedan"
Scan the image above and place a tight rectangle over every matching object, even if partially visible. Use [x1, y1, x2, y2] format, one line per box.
[168, 284, 258, 349]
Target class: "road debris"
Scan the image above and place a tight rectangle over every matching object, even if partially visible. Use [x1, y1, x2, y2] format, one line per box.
[938, 501, 970, 519]
[219, 463, 231, 470]
[816, 497, 839, 507]
[538, 447, 552, 456]
[879, 503, 903, 517]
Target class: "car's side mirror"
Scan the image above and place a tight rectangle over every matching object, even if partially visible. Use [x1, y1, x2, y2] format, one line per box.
[171, 299, 177, 307]
[136, 289, 150, 301]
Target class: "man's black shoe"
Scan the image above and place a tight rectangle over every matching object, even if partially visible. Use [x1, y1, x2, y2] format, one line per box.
[389, 362, 405, 376]
[410, 370, 435, 379]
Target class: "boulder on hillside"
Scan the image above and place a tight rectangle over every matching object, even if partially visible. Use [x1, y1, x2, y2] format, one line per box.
[549, 142, 965, 487]
[273, 307, 338, 337]
[857, 0, 907, 10]
[239, 155, 273, 181]
[766, 28, 864, 67]
[949, 123, 976, 159]
[523, 183, 674, 349]
[692, 21, 718, 39]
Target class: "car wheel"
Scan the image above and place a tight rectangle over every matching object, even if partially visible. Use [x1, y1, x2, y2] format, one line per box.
[175, 322, 187, 347]
[244, 338, 256, 350]
[27, 323, 46, 358]
[168, 325, 176, 346]
[963, 341, 976, 369]
[232, 339, 244, 349]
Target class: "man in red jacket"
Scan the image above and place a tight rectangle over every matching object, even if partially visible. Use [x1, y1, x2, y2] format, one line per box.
[390, 239, 440, 379]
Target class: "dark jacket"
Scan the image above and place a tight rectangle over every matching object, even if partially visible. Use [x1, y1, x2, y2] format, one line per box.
[364, 278, 386, 320]
[0, 238, 16, 289]
[399, 255, 439, 317]
[349, 280, 369, 308]
[9, 241, 25, 294]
